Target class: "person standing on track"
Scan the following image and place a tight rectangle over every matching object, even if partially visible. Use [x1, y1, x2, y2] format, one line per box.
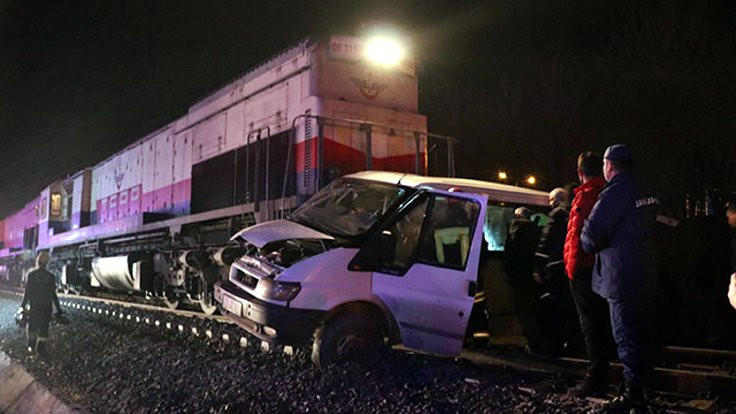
[564, 151, 614, 397]
[581, 144, 659, 411]
[20, 251, 63, 357]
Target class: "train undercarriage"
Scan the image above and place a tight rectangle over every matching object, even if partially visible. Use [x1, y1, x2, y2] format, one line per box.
[14, 206, 266, 315]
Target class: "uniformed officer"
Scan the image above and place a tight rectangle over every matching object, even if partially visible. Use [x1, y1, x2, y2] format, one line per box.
[20, 251, 63, 357]
[581, 144, 659, 411]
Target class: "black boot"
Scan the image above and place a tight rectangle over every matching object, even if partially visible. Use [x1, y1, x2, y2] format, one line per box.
[598, 382, 651, 413]
[36, 339, 49, 359]
[568, 372, 608, 397]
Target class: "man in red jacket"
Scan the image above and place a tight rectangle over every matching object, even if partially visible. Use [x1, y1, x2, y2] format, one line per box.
[564, 151, 614, 396]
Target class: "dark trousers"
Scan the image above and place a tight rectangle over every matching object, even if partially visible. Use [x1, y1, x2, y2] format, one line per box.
[609, 298, 653, 386]
[569, 271, 613, 382]
[539, 277, 581, 356]
[512, 284, 543, 352]
[27, 312, 51, 351]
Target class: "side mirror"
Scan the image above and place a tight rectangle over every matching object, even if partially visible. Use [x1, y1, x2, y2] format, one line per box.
[349, 231, 396, 271]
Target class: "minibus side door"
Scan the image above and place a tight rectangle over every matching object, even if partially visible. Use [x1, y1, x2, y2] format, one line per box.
[369, 190, 487, 355]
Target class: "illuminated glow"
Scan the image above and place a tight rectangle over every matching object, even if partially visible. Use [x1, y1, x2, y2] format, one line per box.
[363, 35, 405, 67]
[526, 176, 537, 185]
[498, 171, 508, 181]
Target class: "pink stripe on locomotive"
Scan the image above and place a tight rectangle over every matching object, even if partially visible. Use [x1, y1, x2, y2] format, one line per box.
[2, 198, 40, 250]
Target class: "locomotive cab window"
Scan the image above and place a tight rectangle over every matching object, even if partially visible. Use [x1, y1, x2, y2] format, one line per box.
[50, 193, 62, 217]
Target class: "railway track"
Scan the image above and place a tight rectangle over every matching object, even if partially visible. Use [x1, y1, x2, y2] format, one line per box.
[2, 284, 735, 402]
[459, 348, 736, 400]
[0, 284, 229, 323]
[0, 285, 285, 352]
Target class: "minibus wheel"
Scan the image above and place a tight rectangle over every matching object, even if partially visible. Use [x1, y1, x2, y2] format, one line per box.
[311, 312, 383, 369]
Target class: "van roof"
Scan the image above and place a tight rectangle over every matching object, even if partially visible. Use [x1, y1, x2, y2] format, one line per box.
[345, 171, 550, 207]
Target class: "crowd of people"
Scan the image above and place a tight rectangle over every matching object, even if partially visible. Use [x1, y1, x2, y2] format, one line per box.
[503, 144, 700, 412]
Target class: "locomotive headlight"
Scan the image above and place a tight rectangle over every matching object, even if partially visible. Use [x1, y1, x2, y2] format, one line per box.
[364, 35, 405, 67]
[255, 278, 301, 301]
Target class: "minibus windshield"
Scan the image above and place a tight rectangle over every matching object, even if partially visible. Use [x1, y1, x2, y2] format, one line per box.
[291, 178, 407, 237]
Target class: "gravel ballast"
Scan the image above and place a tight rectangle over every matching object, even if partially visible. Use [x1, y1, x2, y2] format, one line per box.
[0, 292, 731, 413]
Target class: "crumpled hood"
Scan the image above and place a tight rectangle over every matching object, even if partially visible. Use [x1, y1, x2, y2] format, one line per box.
[230, 219, 334, 248]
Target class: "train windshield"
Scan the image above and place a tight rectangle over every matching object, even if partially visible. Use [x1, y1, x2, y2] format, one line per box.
[291, 178, 407, 238]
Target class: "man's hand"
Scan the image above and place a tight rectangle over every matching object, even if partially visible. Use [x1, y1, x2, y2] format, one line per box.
[15, 307, 27, 326]
[728, 273, 736, 311]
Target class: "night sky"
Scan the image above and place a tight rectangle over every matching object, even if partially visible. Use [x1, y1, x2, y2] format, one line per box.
[2, 0, 735, 218]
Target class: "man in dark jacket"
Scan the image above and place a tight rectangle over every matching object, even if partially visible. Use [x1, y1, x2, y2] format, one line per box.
[536, 188, 569, 275]
[534, 187, 571, 355]
[503, 207, 542, 353]
[20, 251, 62, 357]
[564, 151, 614, 396]
[581, 145, 659, 411]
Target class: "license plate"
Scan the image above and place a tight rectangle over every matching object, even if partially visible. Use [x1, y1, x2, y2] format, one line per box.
[222, 294, 243, 316]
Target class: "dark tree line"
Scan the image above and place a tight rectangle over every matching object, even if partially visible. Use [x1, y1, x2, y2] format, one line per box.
[420, 0, 736, 216]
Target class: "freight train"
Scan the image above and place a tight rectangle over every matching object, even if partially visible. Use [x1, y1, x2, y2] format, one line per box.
[0, 35, 456, 314]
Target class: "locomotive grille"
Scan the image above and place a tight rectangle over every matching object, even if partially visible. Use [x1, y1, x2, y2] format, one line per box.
[235, 268, 258, 289]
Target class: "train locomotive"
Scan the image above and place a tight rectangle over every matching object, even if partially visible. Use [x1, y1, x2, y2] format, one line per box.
[0, 36, 456, 314]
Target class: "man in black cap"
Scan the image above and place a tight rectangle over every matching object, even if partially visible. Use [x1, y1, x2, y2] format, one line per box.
[20, 251, 63, 357]
[581, 144, 659, 411]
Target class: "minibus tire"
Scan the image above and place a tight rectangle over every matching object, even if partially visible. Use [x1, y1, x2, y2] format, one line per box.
[311, 312, 382, 369]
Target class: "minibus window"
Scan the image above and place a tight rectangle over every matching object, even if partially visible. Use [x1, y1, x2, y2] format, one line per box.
[483, 204, 548, 252]
[416, 196, 480, 269]
[484, 205, 515, 251]
[384, 197, 430, 270]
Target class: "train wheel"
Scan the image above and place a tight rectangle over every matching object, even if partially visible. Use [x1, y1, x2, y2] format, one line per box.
[162, 287, 180, 310]
[199, 279, 217, 315]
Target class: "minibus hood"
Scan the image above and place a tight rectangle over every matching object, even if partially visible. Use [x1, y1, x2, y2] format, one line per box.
[231, 219, 334, 248]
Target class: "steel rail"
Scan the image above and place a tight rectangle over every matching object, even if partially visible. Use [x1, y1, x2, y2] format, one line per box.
[458, 349, 736, 399]
[0, 285, 230, 324]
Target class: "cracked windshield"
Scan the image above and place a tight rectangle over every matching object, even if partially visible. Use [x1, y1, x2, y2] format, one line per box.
[291, 178, 406, 237]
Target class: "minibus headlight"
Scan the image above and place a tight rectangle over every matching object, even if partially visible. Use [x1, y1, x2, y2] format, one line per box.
[255, 278, 301, 301]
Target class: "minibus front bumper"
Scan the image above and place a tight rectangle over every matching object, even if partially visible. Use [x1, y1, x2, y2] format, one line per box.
[214, 280, 325, 345]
